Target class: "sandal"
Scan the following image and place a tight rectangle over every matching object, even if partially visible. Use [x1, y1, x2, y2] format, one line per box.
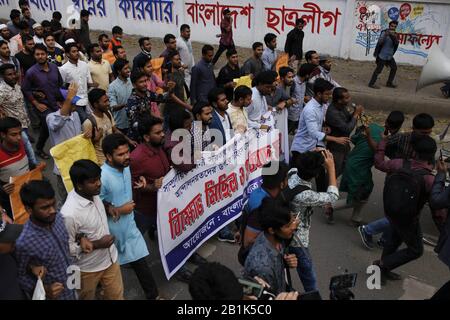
[36, 150, 50, 160]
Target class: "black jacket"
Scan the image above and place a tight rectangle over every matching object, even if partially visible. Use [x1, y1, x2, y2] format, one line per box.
[284, 28, 304, 60]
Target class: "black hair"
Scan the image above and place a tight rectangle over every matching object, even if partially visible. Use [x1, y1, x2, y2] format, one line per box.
[20, 180, 55, 208]
[17, 20, 29, 30]
[0, 40, 8, 48]
[180, 24, 190, 33]
[233, 85, 252, 101]
[279, 66, 294, 78]
[386, 111, 405, 130]
[0, 63, 16, 76]
[313, 78, 334, 95]
[167, 50, 180, 61]
[192, 101, 211, 119]
[21, 7, 30, 14]
[98, 33, 109, 42]
[305, 50, 317, 62]
[112, 26, 123, 35]
[0, 117, 22, 134]
[163, 33, 176, 44]
[297, 63, 317, 77]
[135, 55, 151, 71]
[254, 70, 277, 86]
[22, 34, 34, 44]
[34, 43, 47, 53]
[113, 45, 125, 56]
[226, 48, 237, 58]
[189, 262, 243, 300]
[44, 33, 55, 41]
[222, 8, 231, 15]
[88, 88, 107, 107]
[413, 113, 434, 130]
[263, 33, 277, 46]
[292, 151, 325, 180]
[102, 133, 128, 157]
[257, 197, 292, 231]
[261, 161, 289, 189]
[10, 9, 21, 20]
[87, 43, 100, 57]
[202, 44, 214, 55]
[18, 0, 29, 7]
[113, 58, 129, 74]
[80, 9, 90, 18]
[411, 134, 437, 163]
[130, 70, 147, 84]
[138, 115, 164, 139]
[296, 18, 305, 25]
[389, 20, 399, 26]
[138, 37, 150, 47]
[52, 11, 62, 20]
[252, 42, 263, 51]
[64, 42, 79, 54]
[207, 87, 226, 106]
[332, 87, 349, 103]
[41, 20, 51, 28]
[168, 109, 192, 132]
[69, 160, 101, 191]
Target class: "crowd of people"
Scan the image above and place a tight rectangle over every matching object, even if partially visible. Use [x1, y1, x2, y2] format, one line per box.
[0, 1, 449, 300]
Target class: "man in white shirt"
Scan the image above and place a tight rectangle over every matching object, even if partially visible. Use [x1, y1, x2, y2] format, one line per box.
[227, 85, 253, 133]
[61, 159, 123, 300]
[32, 23, 45, 45]
[247, 71, 277, 130]
[59, 42, 95, 124]
[176, 24, 195, 87]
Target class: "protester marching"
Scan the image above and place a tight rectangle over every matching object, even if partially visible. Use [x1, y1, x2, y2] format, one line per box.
[0, 0, 449, 302]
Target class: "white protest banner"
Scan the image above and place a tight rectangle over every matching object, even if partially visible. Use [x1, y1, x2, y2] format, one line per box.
[157, 129, 280, 279]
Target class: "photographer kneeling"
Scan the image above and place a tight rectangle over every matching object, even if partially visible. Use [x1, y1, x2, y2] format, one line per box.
[189, 262, 299, 300]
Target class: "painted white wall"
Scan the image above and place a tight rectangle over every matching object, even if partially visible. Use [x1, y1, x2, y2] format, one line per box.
[1, 0, 449, 66]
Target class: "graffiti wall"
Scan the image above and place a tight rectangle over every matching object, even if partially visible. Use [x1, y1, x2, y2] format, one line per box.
[350, 1, 449, 65]
[0, 0, 449, 66]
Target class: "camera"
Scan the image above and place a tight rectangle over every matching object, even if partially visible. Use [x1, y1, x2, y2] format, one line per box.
[329, 273, 357, 300]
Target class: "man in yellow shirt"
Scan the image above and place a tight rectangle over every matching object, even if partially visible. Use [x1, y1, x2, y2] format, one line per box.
[88, 43, 114, 91]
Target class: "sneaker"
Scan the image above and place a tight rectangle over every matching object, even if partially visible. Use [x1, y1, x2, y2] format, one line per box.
[368, 84, 381, 89]
[386, 83, 397, 88]
[218, 232, 236, 244]
[174, 268, 193, 283]
[325, 207, 334, 225]
[189, 253, 208, 266]
[358, 226, 374, 249]
[376, 239, 385, 249]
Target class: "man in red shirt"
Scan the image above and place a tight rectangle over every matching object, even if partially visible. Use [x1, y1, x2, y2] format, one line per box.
[212, 9, 235, 65]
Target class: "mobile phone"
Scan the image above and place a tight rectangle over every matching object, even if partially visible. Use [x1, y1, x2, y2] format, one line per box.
[238, 279, 264, 298]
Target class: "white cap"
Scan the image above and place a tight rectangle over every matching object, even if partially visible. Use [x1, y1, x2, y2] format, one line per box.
[65, 38, 76, 45]
[32, 23, 42, 29]
[0, 24, 7, 30]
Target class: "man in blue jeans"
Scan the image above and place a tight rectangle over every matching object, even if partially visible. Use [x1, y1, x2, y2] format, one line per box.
[288, 150, 339, 292]
[358, 218, 390, 250]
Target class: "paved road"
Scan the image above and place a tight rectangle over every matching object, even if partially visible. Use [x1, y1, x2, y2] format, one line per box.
[34, 122, 447, 300]
[116, 167, 448, 300]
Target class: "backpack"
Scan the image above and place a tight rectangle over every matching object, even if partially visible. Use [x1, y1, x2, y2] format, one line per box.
[237, 183, 311, 266]
[383, 160, 431, 226]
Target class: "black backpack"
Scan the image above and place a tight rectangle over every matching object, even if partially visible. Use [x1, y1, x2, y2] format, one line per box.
[383, 160, 431, 226]
[237, 183, 311, 266]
